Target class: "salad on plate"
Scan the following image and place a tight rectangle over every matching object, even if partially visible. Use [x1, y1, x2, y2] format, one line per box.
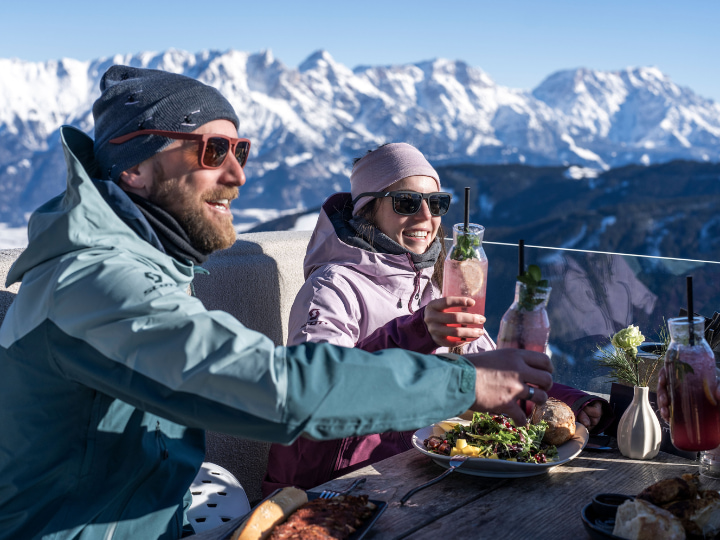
[423, 411, 559, 464]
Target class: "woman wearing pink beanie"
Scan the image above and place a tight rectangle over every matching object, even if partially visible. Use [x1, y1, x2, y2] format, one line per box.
[262, 143, 494, 495]
[262, 143, 612, 494]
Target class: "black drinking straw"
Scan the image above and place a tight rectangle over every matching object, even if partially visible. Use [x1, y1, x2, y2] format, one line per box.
[464, 187, 470, 232]
[687, 275, 695, 345]
[518, 239, 527, 416]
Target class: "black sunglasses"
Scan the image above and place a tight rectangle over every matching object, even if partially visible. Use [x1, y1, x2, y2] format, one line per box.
[109, 129, 251, 169]
[352, 190, 452, 216]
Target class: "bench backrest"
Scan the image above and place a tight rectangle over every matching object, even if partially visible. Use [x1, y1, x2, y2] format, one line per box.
[193, 231, 311, 503]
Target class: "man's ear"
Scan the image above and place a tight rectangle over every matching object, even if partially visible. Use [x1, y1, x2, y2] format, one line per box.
[118, 161, 153, 197]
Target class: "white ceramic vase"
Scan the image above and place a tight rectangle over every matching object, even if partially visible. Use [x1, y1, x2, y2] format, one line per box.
[616, 385, 662, 460]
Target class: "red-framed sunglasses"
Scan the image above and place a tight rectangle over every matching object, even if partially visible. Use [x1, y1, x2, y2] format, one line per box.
[109, 129, 251, 169]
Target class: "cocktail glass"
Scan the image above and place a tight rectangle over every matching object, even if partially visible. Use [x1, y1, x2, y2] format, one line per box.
[442, 223, 488, 342]
[665, 316, 720, 452]
[496, 281, 551, 353]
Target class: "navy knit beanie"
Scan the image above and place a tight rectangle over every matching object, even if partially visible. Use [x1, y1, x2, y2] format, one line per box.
[93, 65, 240, 180]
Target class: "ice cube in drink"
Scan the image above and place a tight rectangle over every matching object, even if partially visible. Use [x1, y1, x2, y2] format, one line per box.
[442, 258, 488, 321]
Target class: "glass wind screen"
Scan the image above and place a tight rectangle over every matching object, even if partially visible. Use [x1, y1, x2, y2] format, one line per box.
[476, 241, 720, 394]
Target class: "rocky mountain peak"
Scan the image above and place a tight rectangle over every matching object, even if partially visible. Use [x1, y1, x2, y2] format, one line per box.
[0, 48, 718, 229]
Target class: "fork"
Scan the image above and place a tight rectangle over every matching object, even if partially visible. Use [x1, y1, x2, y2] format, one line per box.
[318, 477, 367, 499]
[400, 454, 468, 505]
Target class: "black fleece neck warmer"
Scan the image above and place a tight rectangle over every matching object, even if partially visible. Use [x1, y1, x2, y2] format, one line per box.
[342, 214, 441, 270]
[126, 192, 208, 266]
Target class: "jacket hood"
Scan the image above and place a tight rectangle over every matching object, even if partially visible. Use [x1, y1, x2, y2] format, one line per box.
[6, 126, 182, 286]
[304, 193, 436, 282]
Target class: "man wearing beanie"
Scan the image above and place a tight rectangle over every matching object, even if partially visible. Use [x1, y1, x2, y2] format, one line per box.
[0, 66, 553, 539]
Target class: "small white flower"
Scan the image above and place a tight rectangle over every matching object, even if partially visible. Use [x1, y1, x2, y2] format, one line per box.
[611, 325, 645, 354]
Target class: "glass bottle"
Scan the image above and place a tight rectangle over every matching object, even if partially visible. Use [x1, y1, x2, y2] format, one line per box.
[441, 224, 488, 341]
[496, 281, 551, 353]
[700, 443, 720, 478]
[665, 316, 720, 452]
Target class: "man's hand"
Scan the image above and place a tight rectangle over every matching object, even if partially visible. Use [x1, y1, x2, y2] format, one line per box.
[424, 297, 485, 348]
[464, 348, 553, 426]
[577, 401, 603, 431]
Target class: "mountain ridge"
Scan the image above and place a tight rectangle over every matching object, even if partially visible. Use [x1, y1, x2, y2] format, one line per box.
[1, 48, 719, 228]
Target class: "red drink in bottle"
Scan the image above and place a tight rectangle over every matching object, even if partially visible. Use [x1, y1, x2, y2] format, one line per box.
[665, 316, 720, 452]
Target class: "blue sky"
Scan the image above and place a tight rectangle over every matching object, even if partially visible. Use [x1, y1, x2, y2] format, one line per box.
[2, 0, 718, 101]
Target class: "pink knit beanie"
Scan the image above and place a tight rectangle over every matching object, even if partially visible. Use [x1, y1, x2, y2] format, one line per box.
[350, 143, 440, 215]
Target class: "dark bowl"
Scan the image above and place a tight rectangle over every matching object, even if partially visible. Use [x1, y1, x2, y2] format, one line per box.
[581, 493, 635, 540]
[592, 493, 634, 517]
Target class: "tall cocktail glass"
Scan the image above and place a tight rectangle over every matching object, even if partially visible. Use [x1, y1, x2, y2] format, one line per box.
[496, 281, 551, 353]
[665, 316, 720, 452]
[442, 223, 488, 342]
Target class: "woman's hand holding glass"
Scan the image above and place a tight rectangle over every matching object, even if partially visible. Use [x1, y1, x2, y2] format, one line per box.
[424, 297, 485, 347]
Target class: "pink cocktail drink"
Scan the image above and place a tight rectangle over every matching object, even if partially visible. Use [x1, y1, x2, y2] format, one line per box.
[665, 316, 720, 452]
[442, 259, 488, 315]
[442, 224, 488, 342]
[496, 281, 551, 353]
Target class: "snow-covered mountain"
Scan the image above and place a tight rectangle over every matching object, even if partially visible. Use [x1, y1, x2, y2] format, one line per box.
[1, 48, 719, 229]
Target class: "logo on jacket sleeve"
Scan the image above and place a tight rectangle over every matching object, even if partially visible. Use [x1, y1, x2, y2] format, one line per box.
[143, 272, 174, 295]
[305, 309, 328, 327]
[145, 272, 162, 283]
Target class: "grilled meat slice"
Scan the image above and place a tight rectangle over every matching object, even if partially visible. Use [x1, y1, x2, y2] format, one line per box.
[269, 495, 376, 540]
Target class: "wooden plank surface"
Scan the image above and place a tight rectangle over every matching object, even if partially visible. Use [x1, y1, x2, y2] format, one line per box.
[314, 449, 720, 540]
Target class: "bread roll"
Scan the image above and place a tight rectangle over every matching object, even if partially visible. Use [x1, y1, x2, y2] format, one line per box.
[612, 499, 686, 540]
[530, 398, 576, 445]
[689, 496, 720, 538]
[231, 487, 308, 540]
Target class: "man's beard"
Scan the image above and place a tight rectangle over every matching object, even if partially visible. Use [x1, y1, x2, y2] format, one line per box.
[148, 162, 238, 254]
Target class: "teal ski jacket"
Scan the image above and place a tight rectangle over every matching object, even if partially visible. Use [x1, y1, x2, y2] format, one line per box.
[0, 126, 477, 539]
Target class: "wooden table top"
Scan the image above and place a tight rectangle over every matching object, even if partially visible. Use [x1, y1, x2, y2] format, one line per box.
[313, 446, 720, 540]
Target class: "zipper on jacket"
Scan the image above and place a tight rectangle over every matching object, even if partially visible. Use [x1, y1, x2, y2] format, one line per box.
[328, 438, 347, 485]
[405, 253, 425, 314]
[407, 270, 422, 314]
[156, 420, 170, 461]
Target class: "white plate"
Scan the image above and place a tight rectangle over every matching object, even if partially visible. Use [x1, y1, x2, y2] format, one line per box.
[412, 419, 589, 478]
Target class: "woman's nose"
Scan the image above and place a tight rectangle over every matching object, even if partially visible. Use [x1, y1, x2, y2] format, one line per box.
[417, 199, 433, 218]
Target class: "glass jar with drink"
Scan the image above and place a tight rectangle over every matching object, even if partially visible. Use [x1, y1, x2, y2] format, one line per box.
[496, 266, 551, 353]
[441, 223, 488, 342]
[665, 316, 720, 453]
